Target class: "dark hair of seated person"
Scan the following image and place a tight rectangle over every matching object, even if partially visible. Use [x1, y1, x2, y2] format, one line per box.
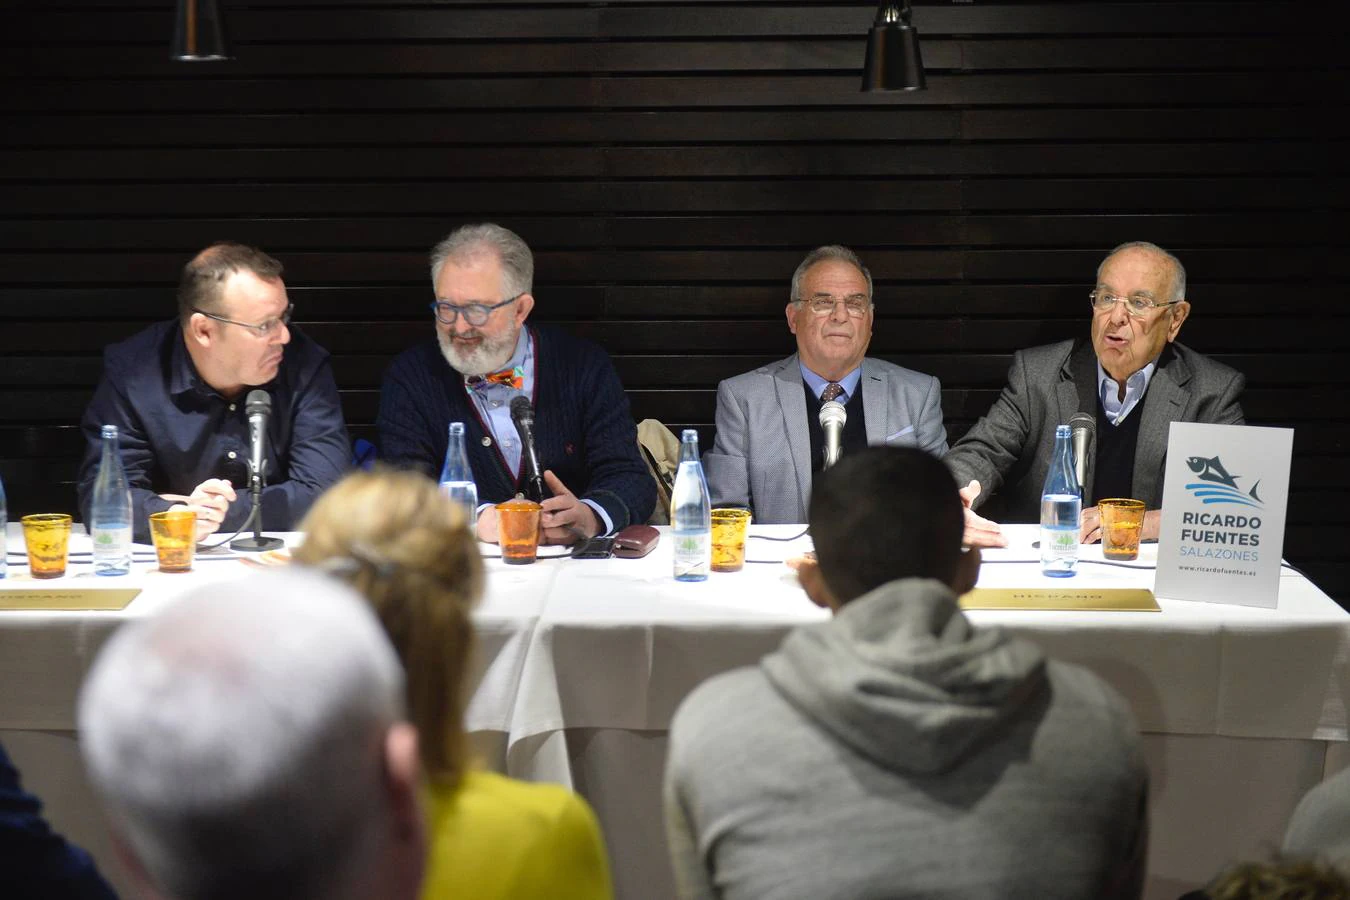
[1176, 854, 1350, 900]
[808, 446, 965, 605]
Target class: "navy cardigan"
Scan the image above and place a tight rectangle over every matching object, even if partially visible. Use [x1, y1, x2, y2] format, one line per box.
[377, 324, 655, 531]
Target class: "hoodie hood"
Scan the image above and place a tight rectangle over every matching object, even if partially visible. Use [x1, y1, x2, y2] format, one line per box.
[761, 577, 1047, 775]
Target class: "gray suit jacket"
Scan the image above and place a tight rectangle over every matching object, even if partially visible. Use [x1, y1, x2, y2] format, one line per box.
[944, 338, 1245, 522]
[704, 354, 948, 524]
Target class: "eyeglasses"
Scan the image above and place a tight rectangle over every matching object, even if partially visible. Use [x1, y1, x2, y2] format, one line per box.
[796, 294, 872, 318]
[1089, 289, 1182, 318]
[193, 304, 293, 337]
[429, 293, 523, 327]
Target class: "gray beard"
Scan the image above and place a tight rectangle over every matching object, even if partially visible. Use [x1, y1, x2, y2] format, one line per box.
[438, 327, 519, 377]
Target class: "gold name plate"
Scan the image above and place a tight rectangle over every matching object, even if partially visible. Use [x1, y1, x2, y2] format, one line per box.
[960, 587, 1159, 612]
[0, 589, 141, 611]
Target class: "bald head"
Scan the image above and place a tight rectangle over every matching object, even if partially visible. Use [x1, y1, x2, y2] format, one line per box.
[78, 570, 424, 900]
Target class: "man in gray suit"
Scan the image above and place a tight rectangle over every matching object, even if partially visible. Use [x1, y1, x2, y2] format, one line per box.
[946, 241, 1245, 546]
[704, 245, 948, 524]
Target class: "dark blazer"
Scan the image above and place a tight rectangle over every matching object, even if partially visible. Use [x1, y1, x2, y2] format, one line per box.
[944, 338, 1245, 522]
[1, 742, 118, 899]
[377, 324, 655, 531]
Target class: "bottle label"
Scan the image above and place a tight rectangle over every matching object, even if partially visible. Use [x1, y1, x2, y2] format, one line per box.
[1041, 526, 1077, 551]
[673, 531, 710, 575]
[92, 525, 132, 552]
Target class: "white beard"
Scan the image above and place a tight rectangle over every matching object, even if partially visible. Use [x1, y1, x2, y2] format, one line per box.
[438, 326, 519, 377]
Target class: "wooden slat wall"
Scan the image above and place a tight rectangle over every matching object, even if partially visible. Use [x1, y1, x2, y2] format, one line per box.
[2, 1, 1345, 599]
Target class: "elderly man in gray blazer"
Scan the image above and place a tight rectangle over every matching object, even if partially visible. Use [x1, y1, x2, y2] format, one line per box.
[704, 245, 948, 524]
[945, 241, 1245, 547]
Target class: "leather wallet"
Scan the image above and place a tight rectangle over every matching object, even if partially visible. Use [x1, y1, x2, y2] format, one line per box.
[612, 524, 660, 559]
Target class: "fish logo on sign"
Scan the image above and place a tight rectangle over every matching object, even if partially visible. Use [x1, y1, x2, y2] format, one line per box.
[1184, 455, 1263, 509]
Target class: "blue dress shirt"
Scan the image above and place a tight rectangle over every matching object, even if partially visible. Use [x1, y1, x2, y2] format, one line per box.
[1097, 360, 1157, 426]
[799, 362, 863, 403]
[77, 320, 351, 542]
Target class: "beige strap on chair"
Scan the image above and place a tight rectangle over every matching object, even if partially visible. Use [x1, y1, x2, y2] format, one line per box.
[636, 419, 680, 525]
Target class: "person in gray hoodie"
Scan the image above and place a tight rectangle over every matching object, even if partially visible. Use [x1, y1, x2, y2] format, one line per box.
[663, 446, 1149, 900]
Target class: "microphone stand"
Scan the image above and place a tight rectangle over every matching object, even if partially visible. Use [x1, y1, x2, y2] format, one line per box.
[230, 460, 283, 552]
[520, 468, 545, 505]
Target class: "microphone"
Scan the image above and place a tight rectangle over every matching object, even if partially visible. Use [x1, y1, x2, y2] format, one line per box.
[1069, 412, 1096, 496]
[231, 390, 283, 552]
[509, 396, 546, 503]
[245, 389, 271, 485]
[819, 401, 847, 470]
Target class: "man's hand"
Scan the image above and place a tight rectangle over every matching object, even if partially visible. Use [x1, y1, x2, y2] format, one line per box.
[958, 480, 1007, 549]
[539, 470, 601, 545]
[475, 506, 499, 544]
[1081, 507, 1161, 544]
[792, 555, 839, 611]
[162, 478, 236, 541]
[1080, 505, 1101, 543]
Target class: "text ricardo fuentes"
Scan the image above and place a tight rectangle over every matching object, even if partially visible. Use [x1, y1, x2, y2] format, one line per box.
[1178, 511, 1261, 562]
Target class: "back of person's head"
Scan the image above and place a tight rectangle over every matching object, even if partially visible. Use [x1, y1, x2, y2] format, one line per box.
[78, 570, 422, 900]
[1198, 855, 1350, 899]
[808, 446, 965, 603]
[293, 468, 484, 787]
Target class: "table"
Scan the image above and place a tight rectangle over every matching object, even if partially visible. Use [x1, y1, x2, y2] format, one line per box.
[4, 524, 1349, 900]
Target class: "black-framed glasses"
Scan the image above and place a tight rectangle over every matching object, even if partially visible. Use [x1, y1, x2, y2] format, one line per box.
[796, 294, 872, 318]
[192, 303, 293, 337]
[429, 293, 522, 327]
[1089, 289, 1182, 318]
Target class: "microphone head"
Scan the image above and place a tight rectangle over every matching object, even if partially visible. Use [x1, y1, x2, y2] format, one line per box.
[245, 389, 271, 417]
[509, 395, 534, 426]
[818, 400, 847, 428]
[1068, 411, 1096, 437]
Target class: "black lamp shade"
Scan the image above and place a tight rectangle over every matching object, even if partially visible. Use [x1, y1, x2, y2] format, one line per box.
[861, 6, 926, 92]
[171, 0, 231, 62]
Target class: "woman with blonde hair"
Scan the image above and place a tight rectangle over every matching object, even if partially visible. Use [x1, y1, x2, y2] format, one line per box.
[295, 468, 612, 900]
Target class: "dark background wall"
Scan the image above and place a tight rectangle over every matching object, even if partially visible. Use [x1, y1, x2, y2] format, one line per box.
[2, 1, 1345, 599]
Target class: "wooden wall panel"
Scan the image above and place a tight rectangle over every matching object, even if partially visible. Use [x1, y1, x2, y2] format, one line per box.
[1, 1, 1344, 601]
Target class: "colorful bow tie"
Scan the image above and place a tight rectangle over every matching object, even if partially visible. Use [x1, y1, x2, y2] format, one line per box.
[469, 366, 523, 391]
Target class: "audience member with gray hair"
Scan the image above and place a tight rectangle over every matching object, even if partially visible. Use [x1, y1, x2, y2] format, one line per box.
[77, 570, 425, 900]
[945, 240, 1245, 548]
[377, 222, 654, 544]
[703, 243, 948, 524]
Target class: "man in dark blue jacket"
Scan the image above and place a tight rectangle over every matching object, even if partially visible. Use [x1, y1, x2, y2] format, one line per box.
[77, 243, 349, 543]
[1, 741, 118, 899]
[377, 223, 654, 544]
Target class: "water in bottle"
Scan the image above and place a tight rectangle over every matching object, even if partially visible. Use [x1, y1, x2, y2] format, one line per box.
[1040, 423, 1082, 577]
[90, 424, 133, 576]
[0, 470, 7, 579]
[440, 422, 479, 514]
[671, 429, 711, 581]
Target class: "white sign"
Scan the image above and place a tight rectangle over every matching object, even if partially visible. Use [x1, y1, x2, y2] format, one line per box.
[1155, 423, 1293, 608]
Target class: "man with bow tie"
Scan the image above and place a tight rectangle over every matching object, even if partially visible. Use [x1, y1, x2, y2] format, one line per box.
[377, 223, 654, 544]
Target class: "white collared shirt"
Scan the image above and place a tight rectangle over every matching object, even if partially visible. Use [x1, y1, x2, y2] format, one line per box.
[1097, 359, 1157, 426]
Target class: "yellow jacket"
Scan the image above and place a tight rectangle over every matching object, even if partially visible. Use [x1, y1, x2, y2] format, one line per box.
[421, 770, 613, 900]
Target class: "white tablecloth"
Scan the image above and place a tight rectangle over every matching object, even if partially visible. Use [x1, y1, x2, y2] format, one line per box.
[4, 524, 1349, 900]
